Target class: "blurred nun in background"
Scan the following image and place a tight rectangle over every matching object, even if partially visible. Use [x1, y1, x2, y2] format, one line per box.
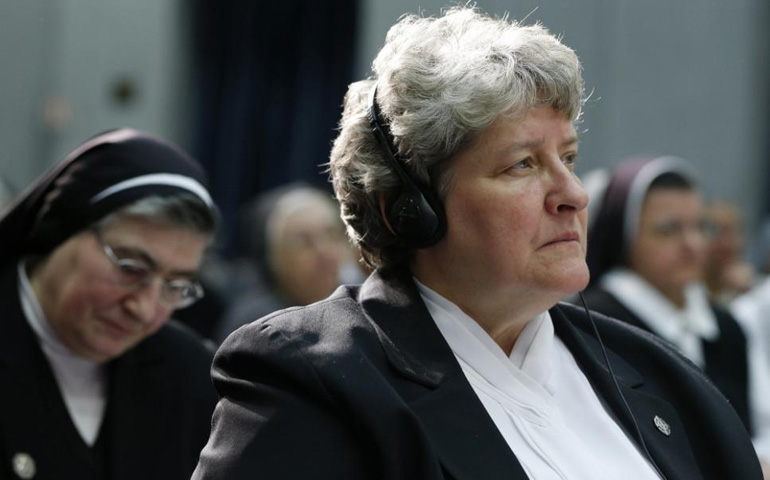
[0, 128, 219, 480]
[583, 155, 770, 476]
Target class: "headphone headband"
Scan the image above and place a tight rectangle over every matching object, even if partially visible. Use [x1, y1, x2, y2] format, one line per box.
[367, 84, 414, 186]
[366, 81, 447, 249]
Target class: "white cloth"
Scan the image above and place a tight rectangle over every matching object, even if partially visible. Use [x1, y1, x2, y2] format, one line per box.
[415, 279, 661, 480]
[731, 277, 770, 464]
[18, 261, 107, 446]
[600, 269, 718, 367]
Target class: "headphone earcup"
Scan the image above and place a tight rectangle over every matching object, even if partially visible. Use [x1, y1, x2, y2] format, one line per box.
[367, 82, 447, 249]
[386, 183, 446, 249]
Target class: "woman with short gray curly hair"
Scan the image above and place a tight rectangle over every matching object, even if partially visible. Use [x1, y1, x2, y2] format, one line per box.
[330, 7, 583, 269]
[195, 6, 763, 479]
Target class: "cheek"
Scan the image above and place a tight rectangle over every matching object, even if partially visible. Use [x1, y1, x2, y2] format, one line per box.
[450, 191, 529, 240]
[147, 310, 171, 334]
[82, 283, 127, 311]
[56, 276, 124, 317]
[634, 241, 692, 278]
[278, 251, 312, 277]
[654, 244, 682, 263]
[630, 240, 658, 272]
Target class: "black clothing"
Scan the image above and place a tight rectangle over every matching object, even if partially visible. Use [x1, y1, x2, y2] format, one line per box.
[0, 266, 217, 480]
[194, 268, 761, 480]
[0, 128, 219, 479]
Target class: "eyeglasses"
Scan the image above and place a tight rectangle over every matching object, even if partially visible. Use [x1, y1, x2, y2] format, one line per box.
[93, 228, 204, 309]
[649, 219, 711, 239]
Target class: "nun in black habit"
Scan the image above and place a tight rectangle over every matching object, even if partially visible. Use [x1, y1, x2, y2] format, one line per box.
[0, 128, 219, 480]
[582, 155, 770, 474]
[214, 182, 358, 344]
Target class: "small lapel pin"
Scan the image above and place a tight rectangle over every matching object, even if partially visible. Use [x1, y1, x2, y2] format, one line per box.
[653, 415, 671, 436]
[12, 452, 36, 479]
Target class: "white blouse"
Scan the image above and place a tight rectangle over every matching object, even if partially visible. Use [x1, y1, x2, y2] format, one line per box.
[415, 279, 661, 480]
[18, 261, 107, 446]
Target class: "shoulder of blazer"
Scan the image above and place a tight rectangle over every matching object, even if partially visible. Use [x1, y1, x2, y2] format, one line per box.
[214, 285, 383, 378]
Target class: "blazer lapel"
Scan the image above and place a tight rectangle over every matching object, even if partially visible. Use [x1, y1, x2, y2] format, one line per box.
[360, 269, 529, 480]
[551, 303, 704, 480]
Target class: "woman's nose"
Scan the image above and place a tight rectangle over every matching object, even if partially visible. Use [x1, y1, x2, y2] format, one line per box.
[546, 164, 588, 215]
[123, 280, 166, 325]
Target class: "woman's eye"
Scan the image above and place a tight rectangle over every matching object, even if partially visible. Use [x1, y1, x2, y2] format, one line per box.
[510, 158, 532, 171]
[118, 261, 149, 279]
[563, 153, 578, 167]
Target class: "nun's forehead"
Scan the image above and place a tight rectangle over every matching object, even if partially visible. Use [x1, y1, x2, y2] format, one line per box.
[0, 128, 213, 266]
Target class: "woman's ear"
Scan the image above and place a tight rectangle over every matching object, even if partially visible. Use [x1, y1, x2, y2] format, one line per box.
[378, 193, 396, 235]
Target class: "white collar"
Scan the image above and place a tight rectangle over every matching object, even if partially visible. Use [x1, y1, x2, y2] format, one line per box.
[414, 277, 663, 479]
[17, 260, 89, 358]
[17, 260, 107, 446]
[415, 278, 556, 418]
[600, 268, 718, 366]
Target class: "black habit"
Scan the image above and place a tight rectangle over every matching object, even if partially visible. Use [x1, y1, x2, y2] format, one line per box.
[0, 265, 216, 480]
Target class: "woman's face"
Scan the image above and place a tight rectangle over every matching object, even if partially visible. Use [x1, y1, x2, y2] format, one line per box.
[30, 216, 209, 363]
[413, 106, 589, 315]
[705, 201, 745, 269]
[628, 188, 707, 298]
[271, 203, 349, 306]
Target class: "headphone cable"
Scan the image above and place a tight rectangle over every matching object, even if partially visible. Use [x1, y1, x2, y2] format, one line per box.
[578, 291, 668, 480]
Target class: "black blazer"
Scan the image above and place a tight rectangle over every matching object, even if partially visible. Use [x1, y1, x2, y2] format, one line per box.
[0, 265, 217, 480]
[582, 286, 752, 432]
[194, 268, 761, 480]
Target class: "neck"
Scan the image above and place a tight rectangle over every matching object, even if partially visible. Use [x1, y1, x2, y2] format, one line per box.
[413, 270, 558, 356]
[657, 284, 686, 309]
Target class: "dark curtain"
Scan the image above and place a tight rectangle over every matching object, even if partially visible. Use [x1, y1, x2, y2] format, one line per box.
[191, 0, 360, 257]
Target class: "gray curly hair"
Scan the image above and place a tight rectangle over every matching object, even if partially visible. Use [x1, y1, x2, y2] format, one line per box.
[329, 6, 585, 270]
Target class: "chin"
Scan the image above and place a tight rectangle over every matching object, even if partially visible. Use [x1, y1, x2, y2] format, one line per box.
[79, 347, 115, 363]
[556, 261, 590, 293]
[560, 277, 590, 296]
[90, 339, 135, 363]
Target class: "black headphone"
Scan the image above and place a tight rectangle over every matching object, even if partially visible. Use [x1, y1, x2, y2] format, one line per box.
[367, 82, 447, 249]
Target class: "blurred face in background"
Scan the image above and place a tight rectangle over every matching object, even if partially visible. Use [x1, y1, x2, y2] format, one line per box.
[268, 199, 350, 306]
[628, 187, 707, 306]
[705, 200, 745, 269]
[703, 199, 754, 299]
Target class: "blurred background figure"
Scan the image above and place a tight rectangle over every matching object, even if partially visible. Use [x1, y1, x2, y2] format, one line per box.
[731, 216, 770, 386]
[747, 218, 770, 281]
[214, 183, 364, 343]
[582, 155, 770, 475]
[0, 128, 219, 480]
[704, 198, 756, 305]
